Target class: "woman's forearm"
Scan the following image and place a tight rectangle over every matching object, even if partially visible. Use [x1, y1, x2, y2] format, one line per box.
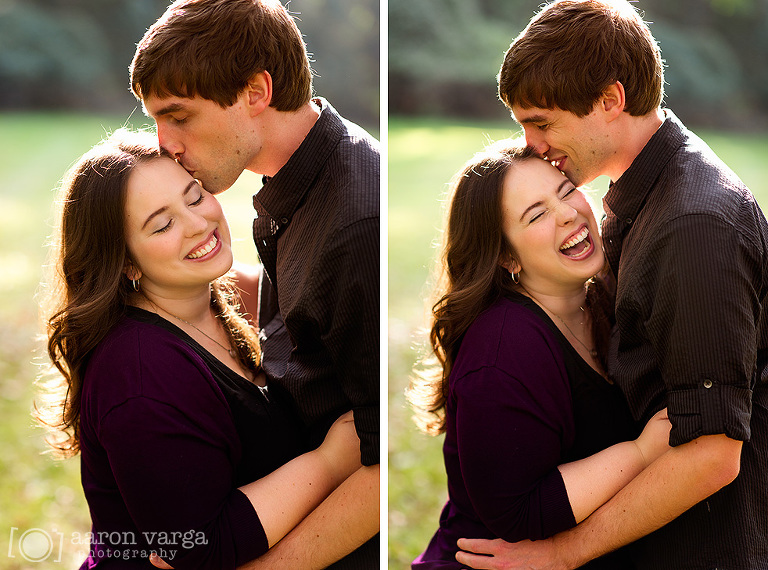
[557, 440, 646, 523]
[238, 412, 360, 547]
[238, 447, 343, 547]
[237, 465, 379, 570]
[559, 408, 671, 523]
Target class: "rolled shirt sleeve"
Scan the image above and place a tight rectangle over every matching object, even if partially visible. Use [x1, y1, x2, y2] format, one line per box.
[316, 217, 380, 466]
[647, 214, 759, 445]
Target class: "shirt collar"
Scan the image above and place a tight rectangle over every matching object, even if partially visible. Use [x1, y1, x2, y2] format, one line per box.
[603, 109, 687, 222]
[252, 97, 344, 226]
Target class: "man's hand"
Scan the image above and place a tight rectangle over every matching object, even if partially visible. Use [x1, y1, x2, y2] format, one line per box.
[455, 537, 568, 570]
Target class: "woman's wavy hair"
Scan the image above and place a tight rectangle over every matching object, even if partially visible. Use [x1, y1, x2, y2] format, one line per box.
[131, 0, 313, 111]
[407, 141, 614, 435]
[37, 129, 260, 457]
[407, 142, 535, 435]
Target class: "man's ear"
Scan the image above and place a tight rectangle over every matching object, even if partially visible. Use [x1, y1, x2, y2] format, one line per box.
[244, 71, 273, 117]
[601, 81, 626, 121]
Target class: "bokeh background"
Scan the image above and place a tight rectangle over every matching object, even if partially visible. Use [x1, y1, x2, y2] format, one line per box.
[0, 0, 378, 567]
[388, 0, 768, 568]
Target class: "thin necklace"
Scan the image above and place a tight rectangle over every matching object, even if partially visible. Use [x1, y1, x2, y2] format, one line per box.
[142, 296, 268, 397]
[145, 297, 237, 359]
[521, 286, 598, 359]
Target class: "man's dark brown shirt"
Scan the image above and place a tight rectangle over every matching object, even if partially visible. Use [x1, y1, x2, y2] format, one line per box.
[253, 98, 379, 568]
[602, 110, 768, 569]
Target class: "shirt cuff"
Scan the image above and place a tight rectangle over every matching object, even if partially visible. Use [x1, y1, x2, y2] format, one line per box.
[355, 405, 380, 466]
[529, 468, 576, 541]
[667, 383, 752, 446]
[230, 489, 269, 566]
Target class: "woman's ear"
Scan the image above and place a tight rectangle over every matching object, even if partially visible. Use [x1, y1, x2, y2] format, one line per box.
[123, 261, 141, 281]
[498, 252, 521, 275]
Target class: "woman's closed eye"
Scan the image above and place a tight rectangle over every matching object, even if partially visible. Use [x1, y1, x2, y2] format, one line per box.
[528, 209, 546, 223]
[154, 219, 173, 234]
[190, 191, 204, 206]
[560, 185, 576, 199]
[152, 193, 204, 234]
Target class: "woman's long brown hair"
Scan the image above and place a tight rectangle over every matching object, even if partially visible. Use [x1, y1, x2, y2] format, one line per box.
[407, 143, 536, 435]
[407, 142, 614, 435]
[37, 129, 259, 457]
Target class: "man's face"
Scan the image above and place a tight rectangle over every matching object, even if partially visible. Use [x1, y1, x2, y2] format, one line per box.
[511, 104, 613, 187]
[143, 94, 258, 194]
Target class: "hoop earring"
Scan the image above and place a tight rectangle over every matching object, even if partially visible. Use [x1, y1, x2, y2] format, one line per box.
[131, 278, 140, 292]
[511, 270, 519, 284]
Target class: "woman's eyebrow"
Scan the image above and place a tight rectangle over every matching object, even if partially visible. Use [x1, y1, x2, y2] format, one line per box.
[141, 180, 197, 230]
[519, 179, 569, 221]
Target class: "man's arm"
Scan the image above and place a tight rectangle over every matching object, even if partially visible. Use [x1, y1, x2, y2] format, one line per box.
[456, 433, 742, 570]
[237, 464, 379, 570]
[150, 465, 379, 570]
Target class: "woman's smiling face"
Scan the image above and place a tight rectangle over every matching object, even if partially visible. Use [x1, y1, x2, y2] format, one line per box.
[123, 157, 233, 296]
[500, 157, 604, 294]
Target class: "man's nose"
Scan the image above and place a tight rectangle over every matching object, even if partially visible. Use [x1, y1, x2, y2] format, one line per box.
[522, 126, 549, 157]
[157, 124, 184, 159]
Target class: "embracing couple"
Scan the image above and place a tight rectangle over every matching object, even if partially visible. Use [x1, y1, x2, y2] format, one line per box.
[38, 0, 379, 569]
[410, 1, 768, 569]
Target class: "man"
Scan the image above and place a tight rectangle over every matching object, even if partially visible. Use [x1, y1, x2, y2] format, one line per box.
[456, 1, 768, 569]
[130, 1, 380, 568]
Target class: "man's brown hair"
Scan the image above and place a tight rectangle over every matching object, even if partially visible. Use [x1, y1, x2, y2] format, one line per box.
[498, 0, 664, 117]
[130, 0, 312, 111]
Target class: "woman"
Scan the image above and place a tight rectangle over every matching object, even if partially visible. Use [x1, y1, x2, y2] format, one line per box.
[38, 129, 360, 569]
[409, 142, 670, 569]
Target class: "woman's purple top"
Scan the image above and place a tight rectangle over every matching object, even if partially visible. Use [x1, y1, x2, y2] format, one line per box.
[78, 307, 308, 569]
[413, 294, 637, 569]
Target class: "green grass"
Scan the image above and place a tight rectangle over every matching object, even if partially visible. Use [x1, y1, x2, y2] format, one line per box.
[387, 116, 768, 569]
[0, 112, 261, 568]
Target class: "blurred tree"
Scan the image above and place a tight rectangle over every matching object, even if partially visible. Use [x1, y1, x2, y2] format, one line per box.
[389, 0, 538, 118]
[0, 0, 167, 111]
[389, 0, 768, 129]
[0, 0, 379, 129]
[291, 0, 379, 127]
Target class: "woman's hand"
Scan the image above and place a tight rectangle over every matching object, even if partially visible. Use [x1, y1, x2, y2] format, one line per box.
[317, 411, 362, 485]
[634, 408, 672, 467]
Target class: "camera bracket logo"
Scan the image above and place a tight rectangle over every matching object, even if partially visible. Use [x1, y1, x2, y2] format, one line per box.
[8, 528, 64, 563]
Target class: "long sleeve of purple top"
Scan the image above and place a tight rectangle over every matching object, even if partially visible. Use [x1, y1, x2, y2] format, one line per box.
[79, 318, 268, 569]
[447, 300, 578, 542]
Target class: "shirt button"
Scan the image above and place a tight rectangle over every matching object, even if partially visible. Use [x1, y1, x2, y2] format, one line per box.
[625, 218, 633, 225]
[703, 379, 713, 389]
[280, 217, 289, 225]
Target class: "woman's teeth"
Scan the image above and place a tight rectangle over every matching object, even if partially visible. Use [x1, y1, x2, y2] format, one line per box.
[560, 227, 589, 251]
[187, 234, 218, 259]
